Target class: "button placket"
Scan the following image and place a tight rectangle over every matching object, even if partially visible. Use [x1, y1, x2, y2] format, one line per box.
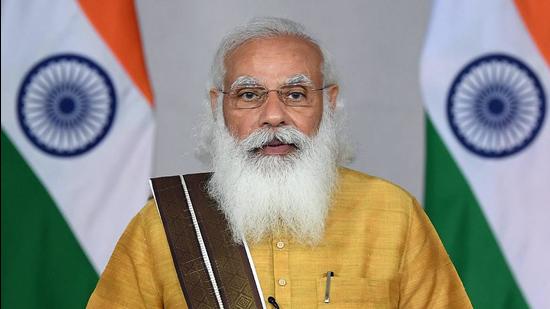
[272, 238, 290, 307]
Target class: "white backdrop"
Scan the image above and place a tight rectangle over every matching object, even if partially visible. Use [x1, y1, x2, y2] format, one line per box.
[136, 0, 431, 200]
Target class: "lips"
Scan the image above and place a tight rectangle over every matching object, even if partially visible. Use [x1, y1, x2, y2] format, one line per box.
[259, 139, 296, 155]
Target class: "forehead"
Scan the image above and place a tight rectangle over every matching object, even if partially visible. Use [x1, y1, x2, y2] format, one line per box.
[224, 36, 323, 86]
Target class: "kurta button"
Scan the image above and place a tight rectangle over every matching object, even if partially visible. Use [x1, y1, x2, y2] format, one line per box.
[278, 278, 287, 286]
[276, 241, 285, 249]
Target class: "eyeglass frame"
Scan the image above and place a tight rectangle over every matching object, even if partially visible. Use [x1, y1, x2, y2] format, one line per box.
[218, 83, 334, 109]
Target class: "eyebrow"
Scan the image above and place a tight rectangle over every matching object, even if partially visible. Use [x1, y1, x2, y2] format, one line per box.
[285, 74, 313, 86]
[229, 74, 314, 90]
[230, 76, 262, 90]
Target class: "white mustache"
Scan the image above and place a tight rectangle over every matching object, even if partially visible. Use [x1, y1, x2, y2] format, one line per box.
[239, 126, 312, 152]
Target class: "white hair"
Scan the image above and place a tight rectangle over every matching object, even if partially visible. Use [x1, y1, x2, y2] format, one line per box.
[195, 17, 355, 244]
[197, 93, 354, 169]
[210, 17, 338, 91]
[206, 98, 340, 245]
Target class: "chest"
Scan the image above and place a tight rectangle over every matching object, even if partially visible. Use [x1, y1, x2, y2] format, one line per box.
[250, 234, 404, 309]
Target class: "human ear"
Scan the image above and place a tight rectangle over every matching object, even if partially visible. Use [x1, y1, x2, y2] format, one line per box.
[209, 88, 219, 114]
[327, 85, 339, 109]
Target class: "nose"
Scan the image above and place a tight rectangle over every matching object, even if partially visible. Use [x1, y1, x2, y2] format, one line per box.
[259, 91, 291, 128]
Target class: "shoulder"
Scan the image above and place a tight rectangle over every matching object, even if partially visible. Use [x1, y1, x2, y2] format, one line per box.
[137, 198, 162, 227]
[109, 198, 166, 261]
[336, 166, 418, 212]
[88, 198, 186, 308]
[331, 167, 422, 247]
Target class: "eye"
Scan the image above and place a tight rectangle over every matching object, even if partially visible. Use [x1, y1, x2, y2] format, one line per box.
[285, 87, 307, 101]
[241, 92, 259, 101]
[236, 89, 263, 101]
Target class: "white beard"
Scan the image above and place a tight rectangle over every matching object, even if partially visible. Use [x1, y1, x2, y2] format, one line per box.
[203, 101, 349, 245]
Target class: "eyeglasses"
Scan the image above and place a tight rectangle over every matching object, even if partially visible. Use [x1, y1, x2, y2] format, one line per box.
[220, 84, 331, 109]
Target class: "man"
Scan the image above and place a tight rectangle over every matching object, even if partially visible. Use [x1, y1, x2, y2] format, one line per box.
[88, 17, 471, 308]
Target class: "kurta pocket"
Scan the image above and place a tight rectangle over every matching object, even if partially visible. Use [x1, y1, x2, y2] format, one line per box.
[316, 277, 397, 308]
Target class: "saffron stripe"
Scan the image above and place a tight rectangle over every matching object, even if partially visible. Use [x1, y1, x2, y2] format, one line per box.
[78, 0, 154, 105]
[514, 0, 550, 67]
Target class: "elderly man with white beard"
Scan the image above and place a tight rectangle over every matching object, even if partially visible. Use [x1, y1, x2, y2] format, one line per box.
[88, 17, 472, 309]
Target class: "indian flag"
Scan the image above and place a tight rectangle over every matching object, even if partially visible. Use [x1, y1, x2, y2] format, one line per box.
[421, 0, 549, 308]
[1, 1, 154, 307]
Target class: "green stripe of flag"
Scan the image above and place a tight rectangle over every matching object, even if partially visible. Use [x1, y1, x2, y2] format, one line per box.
[1, 131, 98, 308]
[424, 117, 528, 308]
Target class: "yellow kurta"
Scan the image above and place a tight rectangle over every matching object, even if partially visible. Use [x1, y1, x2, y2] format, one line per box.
[87, 167, 472, 308]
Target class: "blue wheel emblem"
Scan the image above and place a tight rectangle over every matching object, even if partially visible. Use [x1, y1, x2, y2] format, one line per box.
[447, 54, 546, 158]
[17, 54, 116, 157]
